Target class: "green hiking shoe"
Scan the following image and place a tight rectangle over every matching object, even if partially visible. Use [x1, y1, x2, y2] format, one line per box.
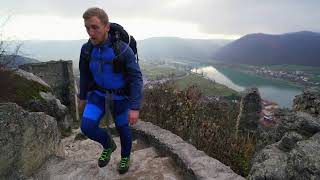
[118, 157, 130, 174]
[98, 142, 117, 168]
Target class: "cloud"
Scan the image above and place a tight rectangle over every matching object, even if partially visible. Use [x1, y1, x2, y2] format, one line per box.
[190, 0, 320, 34]
[2, 0, 320, 36]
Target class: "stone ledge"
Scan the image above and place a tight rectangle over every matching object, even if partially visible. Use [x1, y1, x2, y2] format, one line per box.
[128, 121, 245, 180]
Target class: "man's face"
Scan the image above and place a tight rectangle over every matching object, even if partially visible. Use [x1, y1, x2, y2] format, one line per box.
[84, 16, 110, 45]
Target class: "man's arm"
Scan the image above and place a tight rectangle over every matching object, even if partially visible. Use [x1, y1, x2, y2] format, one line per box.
[122, 43, 143, 124]
[78, 44, 91, 110]
[122, 43, 143, 111]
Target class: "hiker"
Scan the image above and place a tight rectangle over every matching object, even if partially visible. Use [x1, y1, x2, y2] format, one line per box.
[78, 7, 143, 174]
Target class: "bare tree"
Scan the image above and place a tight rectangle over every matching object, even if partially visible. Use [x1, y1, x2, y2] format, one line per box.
[0, 15, 22, 70]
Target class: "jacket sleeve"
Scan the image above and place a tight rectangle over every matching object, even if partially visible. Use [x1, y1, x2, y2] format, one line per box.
[79, 44, 90, 100]
[122, 43, 143, 110]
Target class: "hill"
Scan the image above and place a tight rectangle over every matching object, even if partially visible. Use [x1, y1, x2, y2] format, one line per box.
[0, 55, 40, 68]
[139, 37, 230, 63]
[214, 31, 320, 66]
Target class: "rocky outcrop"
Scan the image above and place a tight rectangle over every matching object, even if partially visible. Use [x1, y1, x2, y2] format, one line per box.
[20, 60, 77, 123]
[249, 144, 289, 179]
[27, 92, 73, 135]
[293, 87, 320, 117]
[256, 110, 319, 150]
[286, 132, 320, 179]
[0, 103, 64, 179]
[249, 89, 320, 180]
[131, 121, 245, 180]
[0, 69, 73, 134]
[249, 130, 320, 180]
[15, 69, 50, 88]
[236, 87, 262, 135]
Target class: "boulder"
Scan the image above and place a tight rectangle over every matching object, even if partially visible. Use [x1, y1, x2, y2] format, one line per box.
[248, 145, 288, 180]
[286, 132, 320, 180]
[250, 106, 320, 180]
[293, 87, 320, 117]
[249, 132, 320, 180]
[256, 110, 320, 150]
[27, 92, 72, 135]
[0, 103, 64, 179]
[14, 69, 50, 88]
[0, 69, 72, 134]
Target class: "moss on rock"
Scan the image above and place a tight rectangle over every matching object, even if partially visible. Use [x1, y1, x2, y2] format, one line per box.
[0, 69, 50, 109]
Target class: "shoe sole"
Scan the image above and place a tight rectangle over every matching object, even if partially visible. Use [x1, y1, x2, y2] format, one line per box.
[98, 159, 111, 168]
[97, 138, 117, 168]
[118, 160, 130, 174]
[118, 168, 129, 174]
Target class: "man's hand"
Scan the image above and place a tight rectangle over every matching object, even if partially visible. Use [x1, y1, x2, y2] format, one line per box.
[79, 100, 86, 113]
[128, 110, 139, 125]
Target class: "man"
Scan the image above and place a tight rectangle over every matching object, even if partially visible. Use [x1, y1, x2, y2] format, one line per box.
[78, 7, 143, 174]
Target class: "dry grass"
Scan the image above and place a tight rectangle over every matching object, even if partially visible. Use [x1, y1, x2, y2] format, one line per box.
[141, 81, 256, 176]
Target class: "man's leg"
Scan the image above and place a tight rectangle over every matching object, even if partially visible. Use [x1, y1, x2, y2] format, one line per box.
[80, 91, 113, 167]
[113, 99, 132, 174]
[117, 124, 132, 158]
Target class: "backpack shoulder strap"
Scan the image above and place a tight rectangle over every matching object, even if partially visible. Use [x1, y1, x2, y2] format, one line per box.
[79, 40, 95, 89]
[82, 40, 93, 64]
[111, 32, 127, 74]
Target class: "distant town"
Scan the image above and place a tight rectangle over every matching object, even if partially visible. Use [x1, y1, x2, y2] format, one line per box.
[255, 67, 320, 87]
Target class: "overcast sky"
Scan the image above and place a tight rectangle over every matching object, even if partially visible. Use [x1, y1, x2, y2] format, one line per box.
[1, 0, 319, 40]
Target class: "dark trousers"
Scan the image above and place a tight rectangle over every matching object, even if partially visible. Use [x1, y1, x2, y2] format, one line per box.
[81, 91, 132, 157]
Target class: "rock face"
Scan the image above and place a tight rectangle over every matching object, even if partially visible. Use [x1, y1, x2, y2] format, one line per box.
[1, 69, 73, 134]
[236, 87, 262, 135]
[256, 110, 319, 150]
[20, 60, 77, 123]
[15, 69, 50, 88]
[286, 132, 320, 179]
[249, 131, 320, 180]
[27, 92, 72, 134]
[249, 89, 320, 180]
[0, 103, 64, 179]
[293, 87, 320, 117]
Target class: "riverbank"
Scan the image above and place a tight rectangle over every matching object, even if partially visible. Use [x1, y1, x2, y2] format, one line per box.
[175, 73, 240, 98]
[212, 63, 319, 89]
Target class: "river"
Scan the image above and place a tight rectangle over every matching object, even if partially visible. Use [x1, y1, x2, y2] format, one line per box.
[192, 66, 302, 108]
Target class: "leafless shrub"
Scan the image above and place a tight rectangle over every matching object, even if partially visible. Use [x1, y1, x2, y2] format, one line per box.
[141, 81, 256, 176]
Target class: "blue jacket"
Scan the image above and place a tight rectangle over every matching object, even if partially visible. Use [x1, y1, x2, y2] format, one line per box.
[79, 35, 143, 110]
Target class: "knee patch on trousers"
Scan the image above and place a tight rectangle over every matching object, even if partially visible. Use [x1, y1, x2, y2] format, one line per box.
[81, 117, 99, 137]
[83, 104, 103, 121]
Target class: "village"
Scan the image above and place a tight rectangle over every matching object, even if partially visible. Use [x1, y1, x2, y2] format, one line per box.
[255, 67, 320, 86]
